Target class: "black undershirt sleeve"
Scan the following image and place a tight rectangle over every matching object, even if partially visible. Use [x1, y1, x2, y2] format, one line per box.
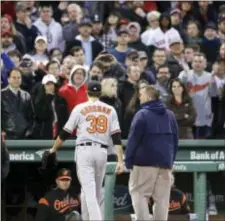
[111, 132, 122, 145]
[59, 129, 71, 141]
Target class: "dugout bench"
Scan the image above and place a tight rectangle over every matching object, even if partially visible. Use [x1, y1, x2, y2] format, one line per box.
[5, 139, 225, 221]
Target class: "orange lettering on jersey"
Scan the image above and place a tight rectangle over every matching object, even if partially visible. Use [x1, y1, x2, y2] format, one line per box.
[187, 82, 209, 93]
[54, 200, 61, 210]
[86, 115, 108, 133]
[81, 105, 112, 116]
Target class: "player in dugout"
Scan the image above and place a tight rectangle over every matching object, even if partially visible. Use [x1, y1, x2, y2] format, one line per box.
[35, 168, 81, 221]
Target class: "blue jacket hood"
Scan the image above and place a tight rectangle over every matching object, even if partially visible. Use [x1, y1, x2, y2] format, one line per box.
[141, 100, 166, 115]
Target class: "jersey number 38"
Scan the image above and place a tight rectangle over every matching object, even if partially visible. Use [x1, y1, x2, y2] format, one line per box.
[86, 115, 108, 134]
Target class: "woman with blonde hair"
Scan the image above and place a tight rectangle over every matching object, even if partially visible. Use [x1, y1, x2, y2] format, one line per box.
[100, 78, 122, 124]
[100, 77, 122, 162]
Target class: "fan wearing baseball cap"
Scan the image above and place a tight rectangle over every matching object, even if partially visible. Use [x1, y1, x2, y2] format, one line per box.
[35, 168, 81, 221]
[33, 74, 68, 139]
[1, 30, 16, 54]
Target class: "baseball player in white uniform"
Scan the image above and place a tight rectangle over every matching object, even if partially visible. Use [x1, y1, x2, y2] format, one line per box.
[49, 79, 124, 221]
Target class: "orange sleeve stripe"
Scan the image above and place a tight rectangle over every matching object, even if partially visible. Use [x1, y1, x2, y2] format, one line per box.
[39, 198, 49, 206]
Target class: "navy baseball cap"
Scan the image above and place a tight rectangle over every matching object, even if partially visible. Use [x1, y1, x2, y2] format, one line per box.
[57, 168, 72, 180]
[117, 29, 129, 36]
[88, 78, 102, 93]
[79, 18, 92, 27]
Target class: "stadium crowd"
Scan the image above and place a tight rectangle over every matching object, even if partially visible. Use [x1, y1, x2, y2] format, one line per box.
[1, 1, 225, 220]
[1, 1, 225, 141]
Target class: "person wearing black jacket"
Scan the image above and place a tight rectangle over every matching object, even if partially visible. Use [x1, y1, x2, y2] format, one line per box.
[35, 168, 81, 221]
[1, 68, 35, 139]
[33, 74, 68, 139]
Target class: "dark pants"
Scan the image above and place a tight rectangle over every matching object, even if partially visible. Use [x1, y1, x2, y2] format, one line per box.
[193, 126, 211, 139]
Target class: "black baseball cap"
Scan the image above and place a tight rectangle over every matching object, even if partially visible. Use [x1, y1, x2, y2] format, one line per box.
[79, 18, 92, 27]
[91, 14, 101, 23]
[88, 79, 102, 93]
[57, 168, 72, 180]
[126, 49, 139, 59]
[205, 22, 217, 31]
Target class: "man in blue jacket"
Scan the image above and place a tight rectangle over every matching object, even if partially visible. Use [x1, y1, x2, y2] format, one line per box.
[125, 85, 179, 221]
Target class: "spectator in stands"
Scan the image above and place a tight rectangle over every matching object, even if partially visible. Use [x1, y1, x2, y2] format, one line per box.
[95, 53, 126, 80]
[201, 22, 221, 65]
[14, 3, 39, 53]
[177, 1, 196, 28]
[115, 1, 148, 29]
[100, 11, 121, 50]
[167, 78, 196, 139]
[31, 60, 64, 101]
[108, 29, 131, 65]
[141, 11, 160, 46]
[70, 46, 89, 71]
[184, 44, 200, 69]
[1, 14, 27, 54]
[1, 30, 26, 55]
[149, 48, 167, 77]
[195, 1, 218, 28]
[30, 36, 49, 67]
[26, 1, 39, 23]
[65, 18, 103, 66]
[125, 49, 140, 68]
[185, 21, 202, 46]
[179, 53, 218, 139]
[33, 4, 65, 52]
[19, 56, 45, 93]
[154, 64, 171, 104]
[167, 37, 189, 79]
[211, 60, 225, 138]
[1, 52, 15, 88]
[59, 65, 88, 113]
[49, 48, 63, 63]
[138, 51, 156, 84]
[121, 80, 149, 140]
[1, 68, 35, 139]
[62, 3, 83, 42]
[91, 14, 103, 41]
[218, 42, 225, 60]
[100, 78, 122, 126]
[119, 65, 141, 138]
[127, 22, 150, 58]
[7, 50, 21, 68]
[33, 74, 68, 139]
[88, 61, 104, 80]
[60, 55, 77, 82]
[170, 8, 187, 42]
[147, 12, 182, 52]
[218, 14, 225, 43]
